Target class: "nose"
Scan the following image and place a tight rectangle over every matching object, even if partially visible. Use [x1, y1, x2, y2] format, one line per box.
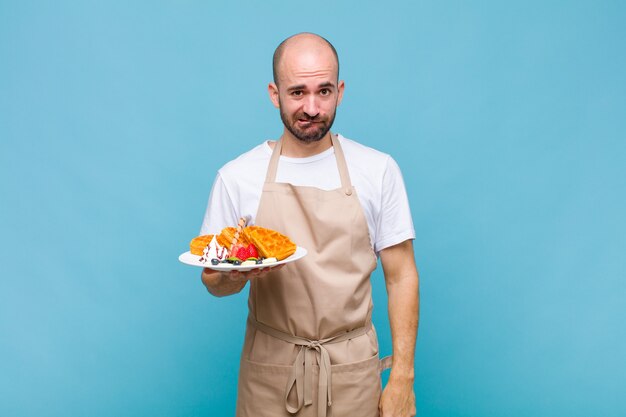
[302, 96, 320, 119]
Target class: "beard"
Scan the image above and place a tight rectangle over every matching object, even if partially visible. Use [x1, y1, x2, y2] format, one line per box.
[279, 103, 337, 143]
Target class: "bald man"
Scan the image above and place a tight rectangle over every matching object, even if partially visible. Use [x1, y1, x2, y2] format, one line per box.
[200, 33, 418, 417]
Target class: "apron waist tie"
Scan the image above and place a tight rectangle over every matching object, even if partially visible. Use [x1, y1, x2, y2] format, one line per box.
[248, 316, 372, 417]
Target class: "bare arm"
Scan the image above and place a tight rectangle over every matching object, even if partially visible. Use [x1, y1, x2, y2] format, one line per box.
[379, 239, 419, 416]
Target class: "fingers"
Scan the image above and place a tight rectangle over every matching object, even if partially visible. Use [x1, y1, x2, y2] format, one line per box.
[226, 271, 244, 281]
[226, 263, 286, 280]
[226, 268, 264, 281]
[257, 263, 286, 275]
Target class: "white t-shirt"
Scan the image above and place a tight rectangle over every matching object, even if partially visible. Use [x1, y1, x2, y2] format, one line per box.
[200, 134, 415, 254]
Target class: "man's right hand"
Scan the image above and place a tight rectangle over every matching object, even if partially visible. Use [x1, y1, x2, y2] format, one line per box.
[201, 264, 284, 297]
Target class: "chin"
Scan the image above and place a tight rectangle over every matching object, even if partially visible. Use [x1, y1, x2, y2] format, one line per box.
[290, 125, 332, 144]
[296, 134, 325, 143]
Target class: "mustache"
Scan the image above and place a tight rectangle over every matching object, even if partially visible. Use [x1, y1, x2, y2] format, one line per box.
[295, 112, 328, 122]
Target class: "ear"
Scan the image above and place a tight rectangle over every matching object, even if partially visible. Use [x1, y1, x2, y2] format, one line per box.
[336, 80, 345, 106]
[268, 82, 280, 108]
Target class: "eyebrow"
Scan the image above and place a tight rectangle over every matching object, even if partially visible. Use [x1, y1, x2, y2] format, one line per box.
[287, 84, 306, 92]
[287, 82, 336, 92]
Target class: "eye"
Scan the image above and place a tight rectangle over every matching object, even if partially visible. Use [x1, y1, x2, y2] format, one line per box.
[320, 88, 331, 96]
[291, 90, 303, 97]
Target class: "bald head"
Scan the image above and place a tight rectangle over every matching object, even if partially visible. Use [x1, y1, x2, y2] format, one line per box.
[272, 33, 339, 87]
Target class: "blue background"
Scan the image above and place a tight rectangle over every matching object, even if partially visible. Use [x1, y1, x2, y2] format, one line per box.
[1, 1, 625, 416]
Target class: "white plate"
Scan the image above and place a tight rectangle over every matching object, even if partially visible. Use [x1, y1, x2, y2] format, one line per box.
[178, 246, 308, 272]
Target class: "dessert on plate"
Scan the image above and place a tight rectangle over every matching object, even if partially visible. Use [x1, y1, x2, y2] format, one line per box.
[243, 226, 297, 261]
[188, 218, 297, 267]
[190, 234, 214, 256]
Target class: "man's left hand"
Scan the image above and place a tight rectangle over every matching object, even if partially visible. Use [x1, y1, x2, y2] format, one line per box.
[379, 377, 416, 417]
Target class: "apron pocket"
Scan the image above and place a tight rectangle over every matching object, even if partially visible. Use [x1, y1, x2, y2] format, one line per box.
[329, 353, 382, 417]
[237, 353, 382, 417]
[236, 358, 293, 417]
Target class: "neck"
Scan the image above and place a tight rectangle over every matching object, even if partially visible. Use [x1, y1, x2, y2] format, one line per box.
[279, 130, 333, 158]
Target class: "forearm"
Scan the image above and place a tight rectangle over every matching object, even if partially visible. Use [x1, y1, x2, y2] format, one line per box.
[386, 270, 419, 381]
[201, 268, 248, 297]
[380, 240, 420, 381]
[378, 241, 419, 416]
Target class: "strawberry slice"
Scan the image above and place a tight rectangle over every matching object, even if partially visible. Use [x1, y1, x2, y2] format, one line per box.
[247, 244, 259, 259]
[229, 244, 244, 260]
[230, 244, 259, 260]
[236, 245, 250, 261]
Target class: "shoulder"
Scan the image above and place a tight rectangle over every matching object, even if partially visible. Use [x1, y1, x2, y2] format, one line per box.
[338, 134, 392, 164]
[338, 134, 399, 184]
[217, 141, 272, 182]
[211, 141, 273, 203]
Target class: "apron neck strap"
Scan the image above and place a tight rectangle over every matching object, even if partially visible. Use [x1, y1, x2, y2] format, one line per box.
[331, 133, 353, 193]
[265, 136, 283, 184]
[265, 134, 354, 193]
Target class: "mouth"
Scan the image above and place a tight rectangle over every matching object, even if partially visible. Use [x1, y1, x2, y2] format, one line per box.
[297, 119, 321, 127]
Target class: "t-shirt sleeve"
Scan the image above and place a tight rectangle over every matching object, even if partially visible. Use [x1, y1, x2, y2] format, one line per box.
[199, 173, 239, 235]
[374, 156, 416, 253]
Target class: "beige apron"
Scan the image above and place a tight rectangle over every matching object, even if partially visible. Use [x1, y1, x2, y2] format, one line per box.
[236, 134, 391, 417]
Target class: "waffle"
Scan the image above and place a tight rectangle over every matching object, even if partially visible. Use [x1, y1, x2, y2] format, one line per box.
[243, 226, 296, 260]
[190, 234, 214, 256]
[217, 227, 251, 248]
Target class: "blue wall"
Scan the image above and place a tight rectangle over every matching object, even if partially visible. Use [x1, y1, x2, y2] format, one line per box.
[1, 1, 624, 416]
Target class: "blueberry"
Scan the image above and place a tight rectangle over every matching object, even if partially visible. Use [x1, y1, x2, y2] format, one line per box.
[211, 258, 219, 265]
[255, 259, 263, 264]
[233, 260, 241, 266]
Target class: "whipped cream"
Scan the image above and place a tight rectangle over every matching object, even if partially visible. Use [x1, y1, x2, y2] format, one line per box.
[207, 235, 227, 261]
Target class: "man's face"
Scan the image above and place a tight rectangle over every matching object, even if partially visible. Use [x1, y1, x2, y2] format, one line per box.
[278, 92, 337, 143]
[270, 44, 344, 143]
